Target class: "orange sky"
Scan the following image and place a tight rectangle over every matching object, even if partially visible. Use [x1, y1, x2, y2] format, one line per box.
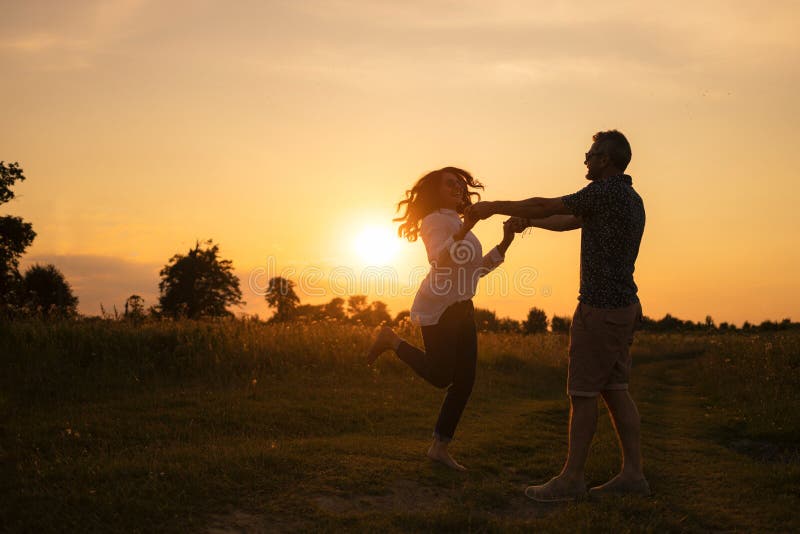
[2, 0, 799, 325]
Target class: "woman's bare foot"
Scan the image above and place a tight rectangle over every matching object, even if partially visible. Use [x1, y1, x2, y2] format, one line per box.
[366, 326, 400, 365]
[426, 440, 466, 471]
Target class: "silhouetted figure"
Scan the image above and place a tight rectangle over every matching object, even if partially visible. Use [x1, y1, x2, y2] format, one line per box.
[366, 167, 520, 471]
[468, 130, 648, 501]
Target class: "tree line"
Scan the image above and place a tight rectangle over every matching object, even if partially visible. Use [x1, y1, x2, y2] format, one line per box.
[258, 275, 556, 333]
[1, 161, 796, 333]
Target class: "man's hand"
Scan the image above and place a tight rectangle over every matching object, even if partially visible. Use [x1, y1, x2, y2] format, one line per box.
[453, 210, 479, 242]
[462, 209, 479, 232]
[466, 201, 495, 221]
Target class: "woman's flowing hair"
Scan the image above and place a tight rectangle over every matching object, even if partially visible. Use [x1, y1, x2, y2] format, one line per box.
[394, 166, 484, 242]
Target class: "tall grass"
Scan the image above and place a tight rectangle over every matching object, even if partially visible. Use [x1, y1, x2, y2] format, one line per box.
[0, 318, 570, 405]
[2, 318, 797, 439]
[698, 332, 800, 441]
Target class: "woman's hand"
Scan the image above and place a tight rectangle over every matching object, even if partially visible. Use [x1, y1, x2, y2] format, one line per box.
[506, 216, 530, 233]
[498, 219, 516, 256]
[502, 219, 516, 243]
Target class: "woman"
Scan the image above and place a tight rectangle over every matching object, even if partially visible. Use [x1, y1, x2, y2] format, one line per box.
[366, 166, 518, 471]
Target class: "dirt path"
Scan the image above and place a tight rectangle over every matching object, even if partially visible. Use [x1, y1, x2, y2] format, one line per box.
[630, 352, 798, 531]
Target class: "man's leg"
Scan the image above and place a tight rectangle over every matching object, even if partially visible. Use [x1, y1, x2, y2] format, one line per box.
[589, 389, 650, 495]
[561, 395, 599, 482]
[525, 394, 596, 501]
[590, 302, 650, 496]
[602, 389, 643, 479]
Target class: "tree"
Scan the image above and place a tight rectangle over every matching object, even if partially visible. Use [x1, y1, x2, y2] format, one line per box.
[393, 310, 411, 326]
[294, 303, 325, 321]
[124, 294, 146, 320]
[523, 307, 548, 334]
[497, 317, 522, 333]
[158, 239, 244, 319]
[265, 276, 299, 322]
[350, 299, 391, 326]
[366, 300, 391, 326]
[551, 315, 572, 333]
[0, 162, 37, 314]
[21, 263, 78, 317]
[347, 295, 369, 319]
[322, 297, 347, 321]
[474, 308, 499, 332]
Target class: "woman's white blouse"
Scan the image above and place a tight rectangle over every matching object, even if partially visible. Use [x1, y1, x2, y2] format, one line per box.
[410, 209, 505, 326]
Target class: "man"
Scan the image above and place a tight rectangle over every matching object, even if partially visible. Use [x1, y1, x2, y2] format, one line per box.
[466, 130, 648, 502]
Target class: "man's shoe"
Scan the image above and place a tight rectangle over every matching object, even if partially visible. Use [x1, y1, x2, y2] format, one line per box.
[524, 477, 587, 503]
[589, 476, 651, 498]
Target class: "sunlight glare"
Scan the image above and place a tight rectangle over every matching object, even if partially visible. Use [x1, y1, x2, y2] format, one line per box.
[353, 225, 400, 265]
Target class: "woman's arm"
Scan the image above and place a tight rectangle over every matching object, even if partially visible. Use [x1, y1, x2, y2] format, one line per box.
[497, 219, 515, 254]
[479, 219, 515, 275]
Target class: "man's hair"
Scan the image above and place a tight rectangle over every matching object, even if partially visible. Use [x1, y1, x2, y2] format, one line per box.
[593, 130, 632, 171]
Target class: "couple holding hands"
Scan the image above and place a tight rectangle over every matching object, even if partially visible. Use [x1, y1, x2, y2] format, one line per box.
[367, 129, 648, 502]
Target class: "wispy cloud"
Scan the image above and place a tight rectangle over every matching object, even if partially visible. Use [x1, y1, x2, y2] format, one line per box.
[219, 0, 800, 97]
[0, 0, 150, 71]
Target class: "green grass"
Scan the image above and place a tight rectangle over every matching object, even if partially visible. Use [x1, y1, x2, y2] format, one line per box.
[1, 320, 798, 532]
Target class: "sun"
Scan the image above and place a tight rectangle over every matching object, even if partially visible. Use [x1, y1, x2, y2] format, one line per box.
[353, 225, 400, 265]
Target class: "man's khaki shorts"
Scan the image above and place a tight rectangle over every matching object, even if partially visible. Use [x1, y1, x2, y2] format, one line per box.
[567, 301, 643, 397]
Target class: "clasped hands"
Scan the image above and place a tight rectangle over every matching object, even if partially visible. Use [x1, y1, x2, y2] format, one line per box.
[462, 202, 530, 237]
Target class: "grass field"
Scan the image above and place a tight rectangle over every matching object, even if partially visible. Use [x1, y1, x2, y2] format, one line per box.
[1, 319, 798, 532]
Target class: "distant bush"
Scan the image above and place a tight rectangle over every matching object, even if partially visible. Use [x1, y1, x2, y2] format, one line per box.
[550, 315, 572, 334]
[21, 263, 78, 318]
[523, 307, 548, 334]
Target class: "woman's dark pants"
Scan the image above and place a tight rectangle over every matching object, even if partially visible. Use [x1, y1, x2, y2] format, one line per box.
[395, 299, 477, 442]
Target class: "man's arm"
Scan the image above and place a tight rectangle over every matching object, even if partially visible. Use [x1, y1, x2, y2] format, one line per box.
[524, 214, 582, 232]
[468, 197, 572, 220]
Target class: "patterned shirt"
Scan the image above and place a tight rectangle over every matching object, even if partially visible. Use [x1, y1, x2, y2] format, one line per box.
[561, 174, 645, 308]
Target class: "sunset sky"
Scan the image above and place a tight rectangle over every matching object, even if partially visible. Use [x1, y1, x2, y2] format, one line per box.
[2, 0, 798, 325]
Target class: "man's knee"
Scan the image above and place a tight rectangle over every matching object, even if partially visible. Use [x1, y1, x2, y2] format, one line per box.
[570, 393, 599, 406]
[601, 390, 641, 421]
[569, 395, 599, 420]
[601, 388, 636, 408]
